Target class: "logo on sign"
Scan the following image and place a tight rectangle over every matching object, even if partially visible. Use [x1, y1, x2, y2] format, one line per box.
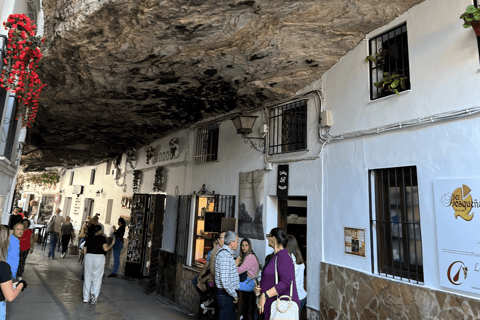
[447, 261, 468, 285]
[441, 184, 475, 221]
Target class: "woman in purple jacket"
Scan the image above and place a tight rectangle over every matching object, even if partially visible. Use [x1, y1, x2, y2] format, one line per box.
[256, 228, 299, 319]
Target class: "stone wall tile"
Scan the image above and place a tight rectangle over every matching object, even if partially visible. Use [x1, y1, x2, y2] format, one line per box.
[307, 307, 321, 320]
[369, 277, 388, 295]
[449, 296, 462, 308]
[385, 294, 404, 315]
[388, 282, 401, 297]
[436, 291, 447, 310]
[333, 267, 346, 294]
[328, 308, 337, 320]
[360, 308, 378, 320]
[357, 281, 376, 311]
[407, 302, 421, 319]
[327, 266, 333, 283]
[349, 301, 359, 320]
[415, 289, 440, 319]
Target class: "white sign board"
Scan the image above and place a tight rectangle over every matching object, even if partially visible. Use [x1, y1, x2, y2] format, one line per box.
[433, 179, 480, 295]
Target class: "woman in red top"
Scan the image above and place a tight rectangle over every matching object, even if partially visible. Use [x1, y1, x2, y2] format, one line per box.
[16, 219, 34, 281]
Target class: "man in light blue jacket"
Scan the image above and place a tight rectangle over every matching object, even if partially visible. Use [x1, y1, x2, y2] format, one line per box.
[7, 221, 24, 280]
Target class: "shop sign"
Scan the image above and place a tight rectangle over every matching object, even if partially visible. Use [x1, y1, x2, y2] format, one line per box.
[277, 165, 289, 199]
[433, 179, 480, 295]
[54, 193, 61, 204]
[344, 227, 365, 257]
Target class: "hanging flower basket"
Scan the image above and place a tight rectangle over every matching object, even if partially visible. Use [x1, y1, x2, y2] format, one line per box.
[471, 21, 480, 36]
[0, 14, 46, 128]
[461, 5, 480, 36]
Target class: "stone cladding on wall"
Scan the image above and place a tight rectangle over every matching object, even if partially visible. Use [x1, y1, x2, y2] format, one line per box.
[175, 263, 201, 315]
[320, 262, 480, 320]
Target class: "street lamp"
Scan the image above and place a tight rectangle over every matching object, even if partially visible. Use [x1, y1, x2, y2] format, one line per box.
[231, 115, 266, 153]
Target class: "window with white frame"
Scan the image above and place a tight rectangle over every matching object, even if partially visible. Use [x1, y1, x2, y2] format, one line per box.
[90, 169, 96, 185]
[367, 23, 410, 100]
[195, 123, 219, 164]
[370, 166, 423, 283]
[268, 100, 307, 155]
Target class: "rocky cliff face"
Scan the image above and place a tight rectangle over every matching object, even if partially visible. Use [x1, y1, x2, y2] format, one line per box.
[22, 0, 425, 171]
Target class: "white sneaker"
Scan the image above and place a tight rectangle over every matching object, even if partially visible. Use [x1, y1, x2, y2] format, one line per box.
[17, 277, 22, 281]
[83, 299, 89, 303]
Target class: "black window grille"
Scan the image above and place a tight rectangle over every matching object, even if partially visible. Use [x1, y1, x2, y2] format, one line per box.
[368, 23, 410, 100]
[195, 124, 219, 164]
[369, 166, 423, 283]
[268, 100, 307, 155]
[214, 195, 236, 219]
[174, 195, 192, 265]
[90, 169, 96, 185]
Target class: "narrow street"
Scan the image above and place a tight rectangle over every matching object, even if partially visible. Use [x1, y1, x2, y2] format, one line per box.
[7, 243, 191, 320]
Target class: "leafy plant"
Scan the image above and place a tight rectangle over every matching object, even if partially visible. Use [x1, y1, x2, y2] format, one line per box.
[145, 146, 155, 165]
[132, 170, 141, 193]
[374, 72, 405, 96]
[460, 5, 480, 28]
[20, 171, 60, 186]
[126, 149, 136, 169]
[365, 49, 388, 65]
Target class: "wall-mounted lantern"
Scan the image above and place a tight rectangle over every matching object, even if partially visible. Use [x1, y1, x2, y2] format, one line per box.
[231, 114, 266, 153]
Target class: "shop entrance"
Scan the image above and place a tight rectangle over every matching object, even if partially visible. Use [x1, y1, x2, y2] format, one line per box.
[278, 196, 307, 320]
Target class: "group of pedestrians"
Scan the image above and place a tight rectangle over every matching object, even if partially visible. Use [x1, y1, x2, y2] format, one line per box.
[193, 227, 307, 320]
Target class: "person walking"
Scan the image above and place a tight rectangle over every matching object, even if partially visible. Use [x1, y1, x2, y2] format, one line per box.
[60, 217, 74, 258]
[7, 221, 24, 280]
[83, 223, 115, 305]
[254, 228, 299, 320]
[215, 231, 240, 320]
[108, 217, 126, 277]
[8, 208, 23, 231]
[16, 219, 34, 281]
[47, 208, 65, 259]
[0, 225, 27, 318]
[286, 235, 307, 314]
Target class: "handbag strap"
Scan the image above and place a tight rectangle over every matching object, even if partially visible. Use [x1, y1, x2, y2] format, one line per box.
[274, 255, 294, 298]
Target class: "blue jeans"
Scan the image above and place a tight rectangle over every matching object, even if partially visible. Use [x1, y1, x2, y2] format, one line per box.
[0, 301, 5, 319]
[49, 232, 59, 257]
[216, 289, 237, 320]
[299, 297, 307, 314]
[112, 238, 123, 274]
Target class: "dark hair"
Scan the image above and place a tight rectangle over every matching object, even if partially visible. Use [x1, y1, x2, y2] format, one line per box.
[8, 214, 23, 230]
[238, 238, 259, 267]
[21, 218, 31, 228]
[118, 218, 125, 226]
[94, 225, 102, 233]
[286, 235, 305, 265]
[269, 227, 288, 248]
[18, 208, 23, 213]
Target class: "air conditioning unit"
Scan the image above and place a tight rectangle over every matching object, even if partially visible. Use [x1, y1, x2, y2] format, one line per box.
[112, 169, 121, 179]
[72, 185, 84, 195]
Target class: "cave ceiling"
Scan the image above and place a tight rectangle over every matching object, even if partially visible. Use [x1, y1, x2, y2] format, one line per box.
[22, 0, 426, 171]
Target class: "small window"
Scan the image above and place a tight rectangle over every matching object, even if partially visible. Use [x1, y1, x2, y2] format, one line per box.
[90, 169, 96, 185]
[368, 23, 410, 100]
[69, 172, 74, 186]
[195, 124, 219, 164]
[105, 199, 113, 224]
[269, 100, 307, 155]
[106, 161, 112, 175]
[370, 166, 423, 283]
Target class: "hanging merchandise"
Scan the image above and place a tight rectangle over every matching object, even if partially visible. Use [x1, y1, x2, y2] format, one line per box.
[126, 149, 136, 169]
[132, 170, 141, 193]
[153, 167, 164, 192]
[146, 146, 155, 165]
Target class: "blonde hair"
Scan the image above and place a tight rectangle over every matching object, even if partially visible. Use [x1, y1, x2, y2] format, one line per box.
[0, 226, 10, 262]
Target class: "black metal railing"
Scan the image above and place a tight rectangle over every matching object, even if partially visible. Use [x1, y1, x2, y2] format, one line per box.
[214, 195, 236, 218]
[174, 195, 192, 265]
[268, 100, 307, 155]
[370, 166, 423, 283]
[195, 124, 219, 164]
[368, 23, 410, 100]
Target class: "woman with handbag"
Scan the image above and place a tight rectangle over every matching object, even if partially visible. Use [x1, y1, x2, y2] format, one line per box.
[255, 228, 299, 320]
[286, 235, 307, 314]
[235, 238, 259, 320]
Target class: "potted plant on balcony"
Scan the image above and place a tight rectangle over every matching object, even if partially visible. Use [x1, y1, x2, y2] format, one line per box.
[460, 5, 480, 36]
[374, 72, 405, 96]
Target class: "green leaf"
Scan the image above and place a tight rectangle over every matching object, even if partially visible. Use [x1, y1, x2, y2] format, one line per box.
[474, 13, 480, 20]
[466, 5, 477, 14]
[391, 80, 399, 88]
[464, 23, 472, 28]
[383, 72, 388, 76]
[466, 17, 474, 22]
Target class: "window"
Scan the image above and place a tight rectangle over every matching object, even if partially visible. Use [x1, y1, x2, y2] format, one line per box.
[268, 100, 307, 155]
[175, 195, 192, 265]
[69, 172, 74, 186]
[195, 123, 219, 164]
[368, 23, 410, 100]
[90, 169, 96, 185]
[105, 199, 113, 224]
[106, 161, 112, 175]
[370, 166, 423, 282]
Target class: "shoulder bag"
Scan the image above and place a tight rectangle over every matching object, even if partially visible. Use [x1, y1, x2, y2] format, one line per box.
[270, 256, 299, 320]
[46, 215, 56, 233]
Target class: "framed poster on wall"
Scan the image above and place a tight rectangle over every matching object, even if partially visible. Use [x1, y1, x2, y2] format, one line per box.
[344, 227, 365, 257]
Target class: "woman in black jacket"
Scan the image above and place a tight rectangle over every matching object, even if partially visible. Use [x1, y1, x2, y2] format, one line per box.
[108, 218, 125, 278]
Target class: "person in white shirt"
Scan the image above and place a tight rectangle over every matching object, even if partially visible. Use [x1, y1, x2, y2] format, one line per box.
[47, 208, 65, 259]
[286, 235, 307, 313]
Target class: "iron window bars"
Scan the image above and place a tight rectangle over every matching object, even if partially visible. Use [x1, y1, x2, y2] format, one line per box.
[268, 100, 307, 155]
[369, 166, 423, 283]
[195, 123, 219, 164]
[368, 23, 410, 100]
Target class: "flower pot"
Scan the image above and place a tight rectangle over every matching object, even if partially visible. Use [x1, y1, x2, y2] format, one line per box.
[472, 21, 480, 36]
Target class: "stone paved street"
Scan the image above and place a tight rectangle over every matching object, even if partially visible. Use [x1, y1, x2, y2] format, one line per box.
[7, 244, 191, 320]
